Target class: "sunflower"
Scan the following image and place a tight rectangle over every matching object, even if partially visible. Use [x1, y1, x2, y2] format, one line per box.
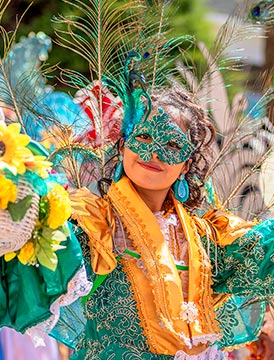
[0, 174, 17, 209]
[24, 155, 52, 179]
[46, 183, 72, 229]
[0, 121, 34, 175]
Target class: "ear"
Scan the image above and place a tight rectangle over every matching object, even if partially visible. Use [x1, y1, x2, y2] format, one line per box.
[180, 159, 192, 175]
[118, 137, 125, 154]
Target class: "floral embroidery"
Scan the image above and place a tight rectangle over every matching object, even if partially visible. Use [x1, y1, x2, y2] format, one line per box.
[204, 226, 274, 299]
[72, 263, 173, 359]
[202, 222, 274, 349]
[243, 258, 259, 277]
[238, 231, 264, 262]
[214, 297, 239, 347]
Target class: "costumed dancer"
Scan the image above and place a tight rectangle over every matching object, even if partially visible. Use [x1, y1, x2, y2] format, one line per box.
[1, 1, 274, 359]
[65, 83, 274, 360]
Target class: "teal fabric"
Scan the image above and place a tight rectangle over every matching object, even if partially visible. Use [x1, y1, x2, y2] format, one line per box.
[69, 219, 274, 357]
[50, 298, 87, 349]
[70, 262, 173, 360]
[204, 218, 274, 348]
[0, 224, 83, 333]
[214, 295, 266, 348]
[210, 219, 274, 298]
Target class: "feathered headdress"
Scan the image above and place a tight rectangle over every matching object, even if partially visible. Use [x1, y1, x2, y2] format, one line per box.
[1, 0, 274, 216]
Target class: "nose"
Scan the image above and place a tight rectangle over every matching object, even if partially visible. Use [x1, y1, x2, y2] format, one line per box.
[151, 152, 159, 159]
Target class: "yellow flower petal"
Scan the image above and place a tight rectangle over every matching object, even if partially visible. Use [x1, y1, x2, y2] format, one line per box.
[0, 121, 32, 175]
[6, 122, 21, 133]
[0, 174, 17, 209]
[25, 155, 52, 178]
[4, 252, 17, 262]
[18, 241, 35, 264]
[47, 184, 72, 229]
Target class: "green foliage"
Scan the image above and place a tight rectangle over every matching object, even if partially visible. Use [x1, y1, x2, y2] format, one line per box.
[168, 0, 214, 46]
[0, 0, 214, 90]
[1, 0, 87, 90]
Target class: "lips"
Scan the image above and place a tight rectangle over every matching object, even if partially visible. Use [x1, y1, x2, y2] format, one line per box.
[138, 161, 163, 172]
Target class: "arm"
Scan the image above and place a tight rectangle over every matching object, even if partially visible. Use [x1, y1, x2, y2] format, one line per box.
[195, 212, 274, 349]
[210, 218, 274, 299]
[70, 187, 117, 275]
[194, 209, 274, 298]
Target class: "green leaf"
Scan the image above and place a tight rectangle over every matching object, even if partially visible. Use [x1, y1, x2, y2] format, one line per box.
[8, 195, 33, 221]
[41, 227, 54, 241]
[37, 242, 58, 271]
[62, 223, 70, 237]
[39, 196, 50, 222]
[51, 243, 66, 251]
[42, 227, 67, 242]
[51, 230, 67, 242]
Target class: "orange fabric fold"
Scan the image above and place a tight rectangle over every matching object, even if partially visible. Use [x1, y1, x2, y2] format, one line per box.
[70, 188, 117, 275]
[194, 209, 254, 247]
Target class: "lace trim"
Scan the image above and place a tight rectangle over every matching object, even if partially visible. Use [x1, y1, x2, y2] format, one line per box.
[179, 332, 193, 349]
[26, 266, 93, 346]
[191, 333, 221, 346]
[179, 331, 220, 350]
[174, 345, 227, 360]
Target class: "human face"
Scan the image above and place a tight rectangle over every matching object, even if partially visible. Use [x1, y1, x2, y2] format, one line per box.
[122, 108, 192, 192]
[122, 146, 189, 192]
[124, 108, 194, 165]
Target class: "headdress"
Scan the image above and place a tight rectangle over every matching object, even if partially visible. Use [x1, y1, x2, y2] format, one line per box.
[0, 0, 273, 213]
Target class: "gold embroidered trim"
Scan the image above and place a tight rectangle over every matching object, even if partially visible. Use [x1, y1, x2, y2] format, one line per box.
[121, 259, 159, 353]
[108, 177, 221, 354]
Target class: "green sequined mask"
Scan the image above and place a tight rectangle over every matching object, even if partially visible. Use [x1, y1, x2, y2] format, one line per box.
[124, 108, 195, 164]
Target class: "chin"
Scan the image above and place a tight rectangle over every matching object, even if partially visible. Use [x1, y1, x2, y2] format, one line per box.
[132, 180, 169, 192]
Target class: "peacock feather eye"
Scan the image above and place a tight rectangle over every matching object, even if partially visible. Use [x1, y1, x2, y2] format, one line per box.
[252, 5, 261, 18]
[0, 141, 5, 157]
[143, 48, 152, 59]
[249, 1, 274, 24]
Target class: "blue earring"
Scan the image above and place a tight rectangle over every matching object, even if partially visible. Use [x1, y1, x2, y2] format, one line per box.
[172, 174, 189, 202]
[113, 155, 124, 182]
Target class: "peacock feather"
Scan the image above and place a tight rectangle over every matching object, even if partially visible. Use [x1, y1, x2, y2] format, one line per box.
[0, 0, 274, 212]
